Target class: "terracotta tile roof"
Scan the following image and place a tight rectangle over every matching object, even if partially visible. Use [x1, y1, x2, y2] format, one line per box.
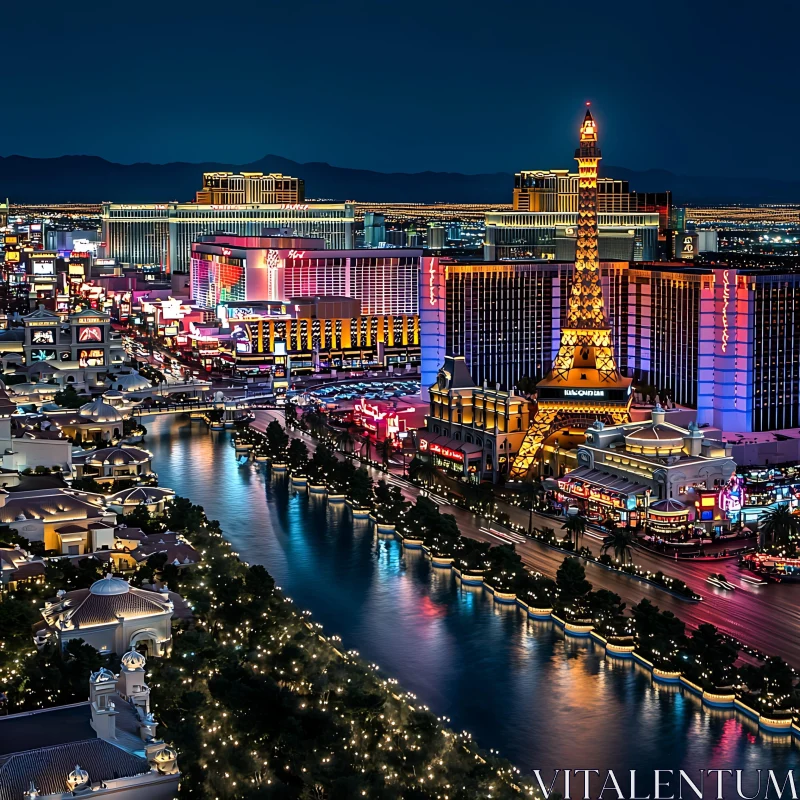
[44, 584, 171, 629]
[108, 486, 174, 505]
[0, 389, 18, 416]
[0, 738, 150, 800]
[0, 489, 105, 523]
[74, 446, 151, 467]
[7, 561, 45, 580]
[54, 524, 87, 534]
[63, 588, 170, 627]
[19, 429, 65, 440]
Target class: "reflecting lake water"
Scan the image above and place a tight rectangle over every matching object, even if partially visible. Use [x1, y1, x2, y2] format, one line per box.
[147, 416, 799, 784]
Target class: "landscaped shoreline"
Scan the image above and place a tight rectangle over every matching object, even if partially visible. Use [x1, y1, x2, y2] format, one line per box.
[233, 415, 800, 743]
[143, 496, 542, 798]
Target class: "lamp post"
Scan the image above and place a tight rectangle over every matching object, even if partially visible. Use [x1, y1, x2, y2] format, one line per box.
[399, 431, 409, 477]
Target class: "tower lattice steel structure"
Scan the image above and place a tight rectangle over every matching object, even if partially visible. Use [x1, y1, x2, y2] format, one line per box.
[509, 107, 632, 480]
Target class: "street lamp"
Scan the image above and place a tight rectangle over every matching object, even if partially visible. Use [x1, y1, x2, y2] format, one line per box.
[399, 431, 409, 477]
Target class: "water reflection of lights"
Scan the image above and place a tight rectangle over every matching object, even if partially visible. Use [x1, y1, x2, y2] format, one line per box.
[418, 595, 446, 619]
[145, 416, 800, 776]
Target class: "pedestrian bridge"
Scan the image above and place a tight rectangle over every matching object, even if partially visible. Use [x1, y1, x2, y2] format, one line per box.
[133, 393, 277, 417]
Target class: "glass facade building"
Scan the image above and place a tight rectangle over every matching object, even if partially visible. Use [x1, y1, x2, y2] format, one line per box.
[101, 203, 355, 274]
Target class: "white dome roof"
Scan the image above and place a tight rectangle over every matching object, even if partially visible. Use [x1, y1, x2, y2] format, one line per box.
[155, 746, 177, 762]
[624, 423, 683, 448]
[121, 649, 147, 670]
[90, 667, 116, 683]
[67, 764, 89, 789]
[89, 446, 150, 466]
[79, 397, 123, 423]
[90, 575, 130, 596]
[105, 370, 152, 392]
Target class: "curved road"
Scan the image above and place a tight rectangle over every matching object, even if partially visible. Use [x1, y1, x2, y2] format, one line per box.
[252, 410, 800, 666]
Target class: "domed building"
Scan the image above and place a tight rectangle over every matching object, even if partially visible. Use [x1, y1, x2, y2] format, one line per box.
[556, 405, 736, 541]
[107, 485, 175, 515]
[105, 369, 153, 394]
[0, 647, 179, 798]
[73, 444, 154, 485]
[39, 574, 175, 656]
[79, 397, 124, 424]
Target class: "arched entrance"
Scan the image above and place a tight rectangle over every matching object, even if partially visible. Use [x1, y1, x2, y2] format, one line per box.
[130, 629, 160, 656]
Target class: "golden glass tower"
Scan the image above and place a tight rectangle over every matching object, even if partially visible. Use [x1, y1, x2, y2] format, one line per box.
[509, 107, 632, 480]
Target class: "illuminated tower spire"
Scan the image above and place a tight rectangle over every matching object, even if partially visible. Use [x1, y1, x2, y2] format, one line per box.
[568, 106, 606, 331]
[509, 106, 631, 480]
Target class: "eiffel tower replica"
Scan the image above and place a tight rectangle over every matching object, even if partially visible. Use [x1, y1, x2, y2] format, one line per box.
[509, 107, 632, 480]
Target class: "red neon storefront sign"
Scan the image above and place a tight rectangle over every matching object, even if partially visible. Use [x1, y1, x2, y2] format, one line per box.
[420, 438, 464, 463]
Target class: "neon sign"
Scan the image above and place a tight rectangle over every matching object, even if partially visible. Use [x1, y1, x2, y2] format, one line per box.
[718, 475, 745, 513]
[564, 389, 606, 398]
[419, 438, 464, 463]
[721, 269, 730, 353]
[281, 204, 309, 211]
[287, 250, 306, 259]
[222, 248, 232, 257]
[429, 259, 437, 307]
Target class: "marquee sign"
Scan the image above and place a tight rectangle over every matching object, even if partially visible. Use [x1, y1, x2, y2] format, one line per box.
[564, 389, 606, 398]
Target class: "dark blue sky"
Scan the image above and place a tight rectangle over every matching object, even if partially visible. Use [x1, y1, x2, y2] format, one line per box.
[1, 0, 796, 178]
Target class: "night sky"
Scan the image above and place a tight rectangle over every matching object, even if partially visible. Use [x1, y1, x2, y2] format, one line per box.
[1, 0, 796, 178]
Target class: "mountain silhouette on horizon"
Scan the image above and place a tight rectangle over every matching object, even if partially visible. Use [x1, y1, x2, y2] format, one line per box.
[1, 153, 798, 206]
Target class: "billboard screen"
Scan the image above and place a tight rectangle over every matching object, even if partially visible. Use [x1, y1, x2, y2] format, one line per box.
[79, 348, 105, 367]
[32, 329, 56, 345]
[77, 325, 103, 343]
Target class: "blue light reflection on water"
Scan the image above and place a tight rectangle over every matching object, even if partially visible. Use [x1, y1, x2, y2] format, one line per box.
[147, 417, 798, 781]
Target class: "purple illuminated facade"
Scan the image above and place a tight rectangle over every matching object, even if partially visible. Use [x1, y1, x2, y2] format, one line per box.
[419, 259, 800, 433]
[190, 235, 422, 315]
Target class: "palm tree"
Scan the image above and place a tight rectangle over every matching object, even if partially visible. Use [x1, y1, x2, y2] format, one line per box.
[759, 504, 800, 550]
[602, 524, 634, 565]
[359, 435, 373, 463]
[303, 411, 324, 438]
[336, 428, 355, 453]
[562, 511, 587, 552]
[409, 456, 439, 487]
[516, 478, 543, 537]
[378, 437, 393, 470]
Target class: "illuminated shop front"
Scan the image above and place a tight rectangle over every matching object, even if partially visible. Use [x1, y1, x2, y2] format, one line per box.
[557, 406, 735, 540]
[420, 355, 531, 483]
[215, 299, 419, 377]
[718, 467, 800, 526]
[352, 399, 422, 442]
[556, 469, 647, 527]
[417, 434, 482, 483]
[647, 499, 693, 540]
